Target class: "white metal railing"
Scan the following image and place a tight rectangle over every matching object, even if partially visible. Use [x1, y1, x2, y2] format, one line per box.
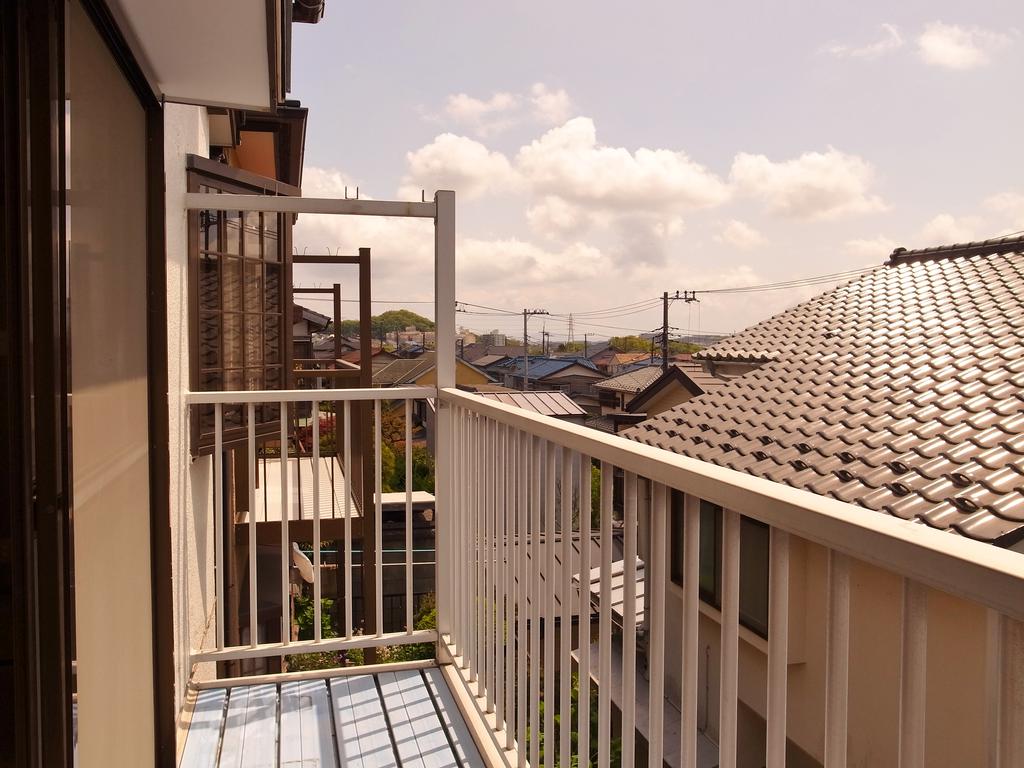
[437, 386, 1024, 768]
[184, 386, 435, 667]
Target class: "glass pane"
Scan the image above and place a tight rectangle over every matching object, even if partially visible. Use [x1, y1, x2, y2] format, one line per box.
[670, 491, 684, 585]
[224, 210, 241, 255]
[265, 366, 282, 389]
[199, 311, 220, 368]
[198, 252, 219, 310]
[739, 518, 770, 637]
[244, 314, 263, 367]
[264, 263, 281, 312]
[199, 209, 220, 251]
[264, 315, 281, 364]
[244, 261, 262, 312]
[699, 500, 721, 606]
[263, 212, 278, 262]
[223, 313, 242, 368]
[222, 257, 242, 312]
[243, 211, 261, 258]
[223, 368, 243, 427]
[199, 372, 221, 432]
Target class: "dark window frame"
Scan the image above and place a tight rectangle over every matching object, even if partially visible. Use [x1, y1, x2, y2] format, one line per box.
[670, 492, 770, 639]
[187, 155, 295, 455]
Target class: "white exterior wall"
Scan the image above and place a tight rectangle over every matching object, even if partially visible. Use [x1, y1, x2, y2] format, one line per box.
[164, 103, 216, 751]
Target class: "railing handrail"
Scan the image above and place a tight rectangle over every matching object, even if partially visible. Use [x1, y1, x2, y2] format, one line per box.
[440, 386, 1024, 621]
[185, 385, 436, 405]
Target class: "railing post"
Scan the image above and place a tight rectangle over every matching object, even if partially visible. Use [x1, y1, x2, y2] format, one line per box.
[434, 189, 455, 639]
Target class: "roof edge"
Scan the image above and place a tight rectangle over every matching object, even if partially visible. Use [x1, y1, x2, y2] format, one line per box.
[888, 234, 1024, 265]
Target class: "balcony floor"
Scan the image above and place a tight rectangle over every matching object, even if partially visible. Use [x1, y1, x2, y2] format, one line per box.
[180, 667, 484, 767]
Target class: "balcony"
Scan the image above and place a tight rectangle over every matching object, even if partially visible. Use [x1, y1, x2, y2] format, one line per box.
[171, 192, 1024, 768]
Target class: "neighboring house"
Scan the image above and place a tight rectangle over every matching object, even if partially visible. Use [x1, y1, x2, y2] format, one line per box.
[476, 390, 588, 425]
[373, 350, 493, 389]
[623, 236, 1024, 768]
[492, 356, 607, 402]
[594, 366, 664, 414]
[468, 352, 511, 369]
[462, 342, 526, 363]
[624, 360, 749, 420]
[292, 304, 332, 362]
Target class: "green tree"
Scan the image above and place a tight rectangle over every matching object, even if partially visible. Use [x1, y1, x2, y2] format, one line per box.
[288, 596, 345, 671]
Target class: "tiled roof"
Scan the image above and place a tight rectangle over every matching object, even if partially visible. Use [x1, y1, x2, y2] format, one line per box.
[595, 366, 664, 393]
[477, 391, 586, 417]
[494, 356, 602, 380]
[625, 237, 1024, 546]
[373, 352, 437, 385]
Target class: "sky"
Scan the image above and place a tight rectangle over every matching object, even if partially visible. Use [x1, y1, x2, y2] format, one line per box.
[289, 2, 1024, 344]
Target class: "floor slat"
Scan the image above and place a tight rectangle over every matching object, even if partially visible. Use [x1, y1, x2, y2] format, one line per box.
[377, 671, 458, 768]
[281, 679, 338, 768]
[422, 668, 485, 766]
[179, 689, 227, 768]
[219, 684, 278, 768]
[331, 675, 397, 767]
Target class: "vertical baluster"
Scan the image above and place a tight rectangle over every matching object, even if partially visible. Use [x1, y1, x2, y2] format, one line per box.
[559, 448, 574, 768]
[648, 483, 668, 768]
[544, 442, 556, 768]
[622, 470, 638, 768]
[578, 454, 592, 768]
[825, 550, 850, 768]
[497, 422, 507, 736]
[248, 402, 258, 648]
[462, 408, 471, 668]
[766, 529, 790, 768]
[485, 418, 494, 711]
[505, 426, 516, 751]
[405, 399, 413, 633]
[680, 494, 700, 768]
[598, 462, 613, 768]
[374, 398, 383, 636]
[719, 509, 741, 768]
[899, 579, 928, 768]
[214, 403, 225, 651]
[517, 429, 529, 767]
[312, 400, 321, 642]
[343, 400, 353, 639]
[473, 412, 482, 687]
[530, 436, 542, 768]
[280, 402, 290, 647]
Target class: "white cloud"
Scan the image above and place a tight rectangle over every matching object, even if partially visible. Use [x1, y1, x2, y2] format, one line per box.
[919, 213, 984, 244]
[399, 133, 518, 200]
[443, 91, 520, 136]
[985, 192, 1024, 231]
[460, 237, 611, 288]
[730, 147, 886, 220]
[844, 236, 898, 260]
[917, 22, 1013, 70]
[715, 219, 767, 250]
[823, 23, 904, 59]
[429, 82, 574, 136]
[517, 117, 730, 212]
[529, 83, 573, 125]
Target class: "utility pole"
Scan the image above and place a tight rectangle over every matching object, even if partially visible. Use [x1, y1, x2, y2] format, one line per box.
[542, 329, 551, 357]
[522, 308, 549, 391]
[584, 333, 589, 359]
[662, 290, 699, 372]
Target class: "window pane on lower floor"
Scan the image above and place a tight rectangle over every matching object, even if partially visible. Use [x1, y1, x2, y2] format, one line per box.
[740, 517, 770, 637]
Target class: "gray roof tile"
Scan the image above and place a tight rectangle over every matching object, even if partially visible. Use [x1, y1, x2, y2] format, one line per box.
[624, 237, 1024, 546]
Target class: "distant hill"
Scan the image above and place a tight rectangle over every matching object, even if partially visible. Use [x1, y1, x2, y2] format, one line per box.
[336, 309, 435, 337]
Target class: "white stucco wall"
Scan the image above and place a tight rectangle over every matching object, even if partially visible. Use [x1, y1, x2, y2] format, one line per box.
[164, 103, 216, 750]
